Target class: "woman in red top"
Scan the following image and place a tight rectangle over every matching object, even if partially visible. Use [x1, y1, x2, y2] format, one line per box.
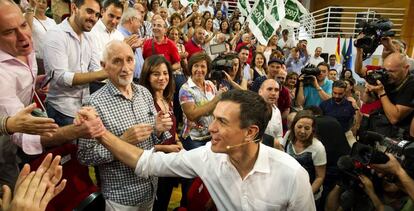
[139, 55, 183, 210]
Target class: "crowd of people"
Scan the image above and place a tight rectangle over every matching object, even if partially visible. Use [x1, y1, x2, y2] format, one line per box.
[1, 0, 414, 210]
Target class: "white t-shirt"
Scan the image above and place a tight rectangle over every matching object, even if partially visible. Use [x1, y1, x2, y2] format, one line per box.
[265, 105, 283, 141]
[32, 17, 57, 59]
[277, 38, 296, 50]
[309, 55, 325, 67]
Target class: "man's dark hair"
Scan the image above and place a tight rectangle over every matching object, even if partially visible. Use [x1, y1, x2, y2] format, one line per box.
[329, 54, 336, 59]
[102, 0, 124, 11]
[238, 45, 249, 53]
[329, 69, 337, 73]
[333, 80, 347, 89]
[220, 90, 272, 140]
[304, 106, 323, 116]
[72, 0, 102, 9]
[282, 29, 289, 35]
[317, 62, 330, 70]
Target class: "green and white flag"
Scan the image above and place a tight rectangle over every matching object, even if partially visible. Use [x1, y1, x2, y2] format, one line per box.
[282, 0, 308, 28]
[247, 0, 276, 45]
[180, 0, 195, 7]
[237, 0, 251, 17]
[265, 0, 285, 30]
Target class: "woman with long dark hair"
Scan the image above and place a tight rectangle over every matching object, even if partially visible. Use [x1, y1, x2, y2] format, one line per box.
[139, 55, 183, 211]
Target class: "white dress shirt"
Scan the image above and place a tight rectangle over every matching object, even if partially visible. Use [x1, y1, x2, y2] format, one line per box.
[265, 105, 283, 141]
[43, 19, 101, 117]
[309, 55, 325, 67]
[89, 19, 124, 61]
[136, 142, 316, 210]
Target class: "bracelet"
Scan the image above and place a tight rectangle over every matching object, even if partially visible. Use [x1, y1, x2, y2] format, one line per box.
[0, 116, 12, 136]
[379, 93, 387, 98]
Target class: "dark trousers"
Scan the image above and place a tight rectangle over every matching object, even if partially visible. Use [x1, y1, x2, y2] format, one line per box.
[153, 177, 179, 211]
[46, 104, 74, 127]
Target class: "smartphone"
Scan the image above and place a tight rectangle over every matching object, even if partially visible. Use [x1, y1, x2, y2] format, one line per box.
[40, 71, 54, 88]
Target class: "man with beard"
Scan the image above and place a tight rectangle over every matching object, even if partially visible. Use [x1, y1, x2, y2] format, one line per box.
[89, 0, 124, 61]
[319, 80, 356, 145]
[43, 0, 108, 126]
[78, 40, 173, 210]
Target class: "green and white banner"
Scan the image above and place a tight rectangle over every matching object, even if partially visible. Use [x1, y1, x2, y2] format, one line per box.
[237, 0, 251, 17]
[281, 0, 308, 28]
[247, 0, 285, 45]
[180, 0, 195, 7]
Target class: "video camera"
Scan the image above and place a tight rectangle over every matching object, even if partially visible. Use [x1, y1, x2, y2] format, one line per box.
[365, 69, 389, 85]
[209, 54, 236, 82]
[336, 131, 414, 210]
[300, 65, 320, 86]
[354, 18, 395, 60]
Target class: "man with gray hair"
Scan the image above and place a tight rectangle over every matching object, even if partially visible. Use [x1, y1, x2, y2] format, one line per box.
[78, 40, 173, 210]
[118, 7, 144, 81]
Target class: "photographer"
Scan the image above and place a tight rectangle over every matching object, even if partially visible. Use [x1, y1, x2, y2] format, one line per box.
[296, 62, 333, 107]
[372, 153, 414, 202]
[364, 53, 414, 137]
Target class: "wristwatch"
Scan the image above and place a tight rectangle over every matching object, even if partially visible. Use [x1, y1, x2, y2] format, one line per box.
[316, 87, 322, 91]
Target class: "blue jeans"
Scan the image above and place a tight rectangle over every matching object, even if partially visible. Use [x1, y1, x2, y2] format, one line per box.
[46, 104, 74, 127]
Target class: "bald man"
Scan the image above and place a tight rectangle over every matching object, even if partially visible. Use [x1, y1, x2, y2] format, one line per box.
[365, 52, 414, 138]
[258, 79, 283, 147]
[77, 40, 172, 210]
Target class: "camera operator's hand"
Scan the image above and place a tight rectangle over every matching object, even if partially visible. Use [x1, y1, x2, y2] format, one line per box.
[365, 80, 385, 97]
[358, 174, 384, 211]
[371, 153, 403, 176]
[309, 75, 319, 88]
[359, 175, 375, 195]
[381, 36, 397, 59]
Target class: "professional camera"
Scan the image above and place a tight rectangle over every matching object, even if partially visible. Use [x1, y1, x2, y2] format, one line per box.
[357, 131, 414, 177]
[300, 65, 320, 86]
[365, 69, 389, 85]
[336, 131, 414, 210]
[209, 54, 235, 81]
[354, 18, 395, 60]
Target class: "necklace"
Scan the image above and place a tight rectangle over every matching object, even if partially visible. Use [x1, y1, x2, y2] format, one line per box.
[157, 98, 169, 114]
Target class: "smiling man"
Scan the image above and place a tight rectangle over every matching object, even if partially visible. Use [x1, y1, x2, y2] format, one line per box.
[79, 89, 316, 210]
[77, 40, 172, 210]
[43, 0, 108, 126]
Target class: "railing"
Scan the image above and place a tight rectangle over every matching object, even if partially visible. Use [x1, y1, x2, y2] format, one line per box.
[297, 6, 405, 39]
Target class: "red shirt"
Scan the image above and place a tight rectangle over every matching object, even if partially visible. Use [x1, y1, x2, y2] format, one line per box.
[184, 39, 203, 59]
[235, 42, 253, 65]
[142, 36, 180, 64]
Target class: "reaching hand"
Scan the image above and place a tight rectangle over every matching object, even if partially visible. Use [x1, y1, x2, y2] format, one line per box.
[155, 111, 173, 135]
[74, 107, 106, 139]
[6, 103, 58, 137]
[120, 124, 153, 144]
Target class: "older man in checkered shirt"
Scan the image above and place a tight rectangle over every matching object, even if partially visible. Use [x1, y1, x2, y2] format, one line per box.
[77, 40, 173, 211]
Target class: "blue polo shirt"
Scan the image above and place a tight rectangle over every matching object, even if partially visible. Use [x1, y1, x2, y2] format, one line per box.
[304, 78, 333, 106]
[319, 98, 355, 131]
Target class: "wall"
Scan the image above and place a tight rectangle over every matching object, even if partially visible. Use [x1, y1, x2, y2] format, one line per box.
[310, 0, 414, 57]
[307, 37, 384, 82]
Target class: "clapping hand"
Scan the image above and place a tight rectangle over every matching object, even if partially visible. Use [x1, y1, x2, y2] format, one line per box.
[0, 154, 66, 211]
[155, 111, 173, 136]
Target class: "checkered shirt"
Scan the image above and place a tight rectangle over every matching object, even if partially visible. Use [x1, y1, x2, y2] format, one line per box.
[77, 81, 171, 206]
